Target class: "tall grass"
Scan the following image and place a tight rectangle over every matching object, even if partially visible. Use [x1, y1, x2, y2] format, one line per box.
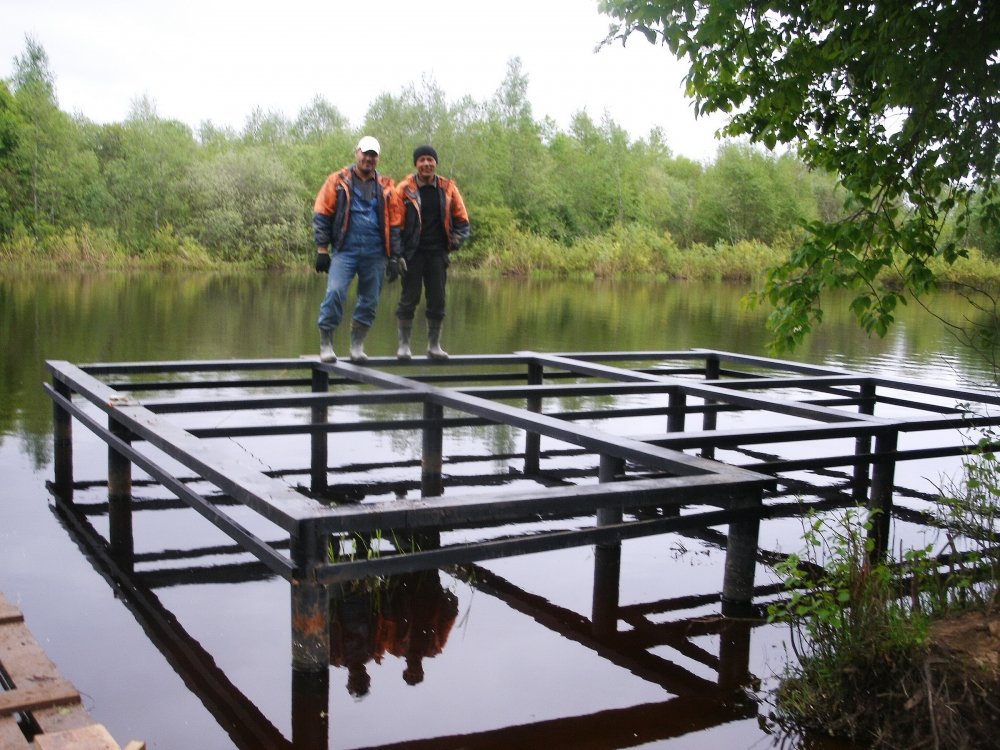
[5, 221, 1000, 288]
[1, 224, 235, 271]
[467, 224, 791, 281]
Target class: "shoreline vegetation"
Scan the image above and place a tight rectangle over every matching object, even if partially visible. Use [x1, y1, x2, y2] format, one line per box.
[4, 225, 1000, 291]
[4, 39, 999, 294]
[767, 438, 1000, 748]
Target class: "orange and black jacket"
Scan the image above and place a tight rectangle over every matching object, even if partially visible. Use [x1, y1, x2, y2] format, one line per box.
[312, 166, 403, 256]
[396, 174, 471, 260]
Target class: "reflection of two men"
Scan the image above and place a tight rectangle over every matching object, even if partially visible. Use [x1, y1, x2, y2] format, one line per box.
[329, 569, 459, 697]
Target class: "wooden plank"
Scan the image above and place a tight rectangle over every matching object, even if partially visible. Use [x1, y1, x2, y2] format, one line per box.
[0, 680, 80, 716]
[33, 723, 121, 750]
[29, 707, 99, 737]
[0, 594, 25, 625]
[0, 621, 65, 685]
[0, 596, 131, 747]
[0, 601, 95, 735]
[5, 698, 101, 736]
[0, 715, 31, 748]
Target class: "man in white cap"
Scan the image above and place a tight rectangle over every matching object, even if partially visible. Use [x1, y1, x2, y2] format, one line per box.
[312, 136, 403, 363]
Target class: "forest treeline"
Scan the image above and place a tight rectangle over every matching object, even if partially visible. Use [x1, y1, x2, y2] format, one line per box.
[2, 38, 998, 280]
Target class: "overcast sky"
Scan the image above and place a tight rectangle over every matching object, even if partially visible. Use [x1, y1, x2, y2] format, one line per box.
[2, 0, 730, 162]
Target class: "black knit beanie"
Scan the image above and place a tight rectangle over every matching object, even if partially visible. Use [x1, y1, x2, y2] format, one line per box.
[413, 145, 438, 164]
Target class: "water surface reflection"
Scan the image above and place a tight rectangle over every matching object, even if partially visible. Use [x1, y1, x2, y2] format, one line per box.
[2, 273, 991, 749]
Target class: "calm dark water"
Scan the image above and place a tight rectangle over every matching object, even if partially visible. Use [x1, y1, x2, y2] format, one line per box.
[0, 272, 992, 749]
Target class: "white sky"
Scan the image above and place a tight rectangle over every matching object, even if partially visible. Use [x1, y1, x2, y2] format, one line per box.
[2, 0, 730, 162]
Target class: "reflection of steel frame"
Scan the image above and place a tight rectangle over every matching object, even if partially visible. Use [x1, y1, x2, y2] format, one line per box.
[54, 492, 767, 750]
[52, 500, 299, 750]
[44, 349, 1000, 687]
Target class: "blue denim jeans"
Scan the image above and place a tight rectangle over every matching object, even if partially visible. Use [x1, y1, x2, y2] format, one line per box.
[317, 246, 386, 331]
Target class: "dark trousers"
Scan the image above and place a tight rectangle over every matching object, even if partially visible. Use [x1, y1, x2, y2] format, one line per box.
[396, 252, 447, 322]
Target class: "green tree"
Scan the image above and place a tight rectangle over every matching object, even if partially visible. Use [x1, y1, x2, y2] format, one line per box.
[186, 147, 308, 265]
[549, 113, 606, 236]
[362, 90, 423, 179]
[97, 97, 197, 250]
[486, 58, 560, 237]
[601, 0, 1000, 351]
[196, 120, 238, 151]
[548, 110, 639, 237]
[290, 96, 347, 143]
[632, 129, 702, 245]
[962, 189, 1000, 258]
[7, 36, 110, 238]
[693, 143, 810, 246]
[242, 107, 291, 147]
[9, 36, 67, 230]
[0, 81, 23, 238]
[362, 76, 468, 182]
[283, 97, 353, 201]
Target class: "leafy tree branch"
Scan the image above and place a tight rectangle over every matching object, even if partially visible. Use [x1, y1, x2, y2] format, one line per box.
[600, 0, 1000, 351]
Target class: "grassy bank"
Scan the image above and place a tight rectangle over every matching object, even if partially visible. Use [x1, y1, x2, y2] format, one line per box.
[4, 223, 1000, 289]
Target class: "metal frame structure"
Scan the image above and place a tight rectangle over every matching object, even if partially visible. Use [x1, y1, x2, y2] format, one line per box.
[45, 349, 1000, 680]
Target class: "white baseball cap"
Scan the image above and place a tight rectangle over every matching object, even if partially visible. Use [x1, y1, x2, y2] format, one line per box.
[356, 136, 381, 155]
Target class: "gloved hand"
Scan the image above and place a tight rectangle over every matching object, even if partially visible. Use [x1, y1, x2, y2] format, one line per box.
[386, 255, 407, 282]
[315, 251, 331, 274]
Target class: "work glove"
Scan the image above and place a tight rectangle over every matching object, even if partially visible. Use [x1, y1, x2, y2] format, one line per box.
[386, 255, 407, 283]
[315, 251, 331, 274]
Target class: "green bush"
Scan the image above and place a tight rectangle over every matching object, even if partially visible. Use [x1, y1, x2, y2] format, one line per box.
[768, 508, 934, 742]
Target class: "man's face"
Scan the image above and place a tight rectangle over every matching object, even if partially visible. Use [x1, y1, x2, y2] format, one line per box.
[415, 155, 437, 182]
[355, 149, 379, 177]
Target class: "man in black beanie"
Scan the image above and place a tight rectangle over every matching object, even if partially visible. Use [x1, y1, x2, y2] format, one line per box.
[391, 145, 470, 360]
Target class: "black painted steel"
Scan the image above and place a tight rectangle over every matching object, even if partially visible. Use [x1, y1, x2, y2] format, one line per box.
[44, 349, 1000, 672]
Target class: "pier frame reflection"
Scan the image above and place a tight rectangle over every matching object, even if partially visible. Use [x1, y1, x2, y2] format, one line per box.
[44, 349, 1000, 747]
